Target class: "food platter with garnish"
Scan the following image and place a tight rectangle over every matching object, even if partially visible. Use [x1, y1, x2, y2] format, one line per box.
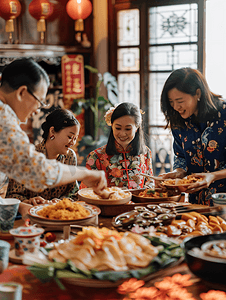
[23, 226, 184, 288]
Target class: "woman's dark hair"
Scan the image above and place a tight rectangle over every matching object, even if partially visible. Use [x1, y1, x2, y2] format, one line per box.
[106, 102, 146, 155]
[1, 58, 50, 93]
[41, 108, 80, 141]
[160, 67, 223, 129]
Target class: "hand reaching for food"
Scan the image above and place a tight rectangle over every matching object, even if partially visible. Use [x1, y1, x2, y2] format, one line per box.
[185, 173, 215, 193]
[23, 196, 47, 206]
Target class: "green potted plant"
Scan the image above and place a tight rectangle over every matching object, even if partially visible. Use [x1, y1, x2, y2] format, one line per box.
[71, 65, 118, 165]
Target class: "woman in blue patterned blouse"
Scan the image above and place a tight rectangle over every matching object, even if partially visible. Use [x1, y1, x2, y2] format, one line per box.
[160, 67, 226, 206]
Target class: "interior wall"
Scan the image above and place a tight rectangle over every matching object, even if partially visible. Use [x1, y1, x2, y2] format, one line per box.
[93, 0, 108, 76]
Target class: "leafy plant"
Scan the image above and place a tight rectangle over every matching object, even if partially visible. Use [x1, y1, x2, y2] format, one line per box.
[71, 66, 118, 165]
[71, 65, 118, 143]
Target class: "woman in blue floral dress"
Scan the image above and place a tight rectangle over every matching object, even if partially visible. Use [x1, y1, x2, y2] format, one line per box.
[80, 102, 153, 189]
[160, 67, 226, 206]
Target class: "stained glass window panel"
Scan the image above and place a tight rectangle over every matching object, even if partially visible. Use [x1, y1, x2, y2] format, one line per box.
[118, 74, 140, 108]
[118, 9, 140, 46]
[149, 4, 198, 45]
[118, 48, 140, 71]
[149, 44, 197, 71]
[149, 72, 170, 126]
[149, 127, 173, 175]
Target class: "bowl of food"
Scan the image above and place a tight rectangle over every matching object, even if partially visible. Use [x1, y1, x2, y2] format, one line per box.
[78, 187, 132, 205]
[182, 232, 226, 284]
[131, 188, 181, 203]
[161, 175, 203, 192]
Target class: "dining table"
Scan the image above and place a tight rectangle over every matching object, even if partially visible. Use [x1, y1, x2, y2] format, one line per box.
[1, 199, 226, 300]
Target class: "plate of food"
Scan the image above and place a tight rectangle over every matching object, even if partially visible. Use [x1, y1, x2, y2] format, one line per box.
[78, 187, 132, 205]
[161, 175, 203, 192]
[25, 226, 184, 288]
[131, 188, 181, 203]
[112, 206, 177, 231]
[112, 207, 226, 240]
[28, 198, 101, 226]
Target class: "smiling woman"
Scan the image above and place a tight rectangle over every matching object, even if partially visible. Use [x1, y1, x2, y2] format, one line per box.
[6, 108, 81, 205]
[80, 102, 153, 190]
[160, 67, 226, 206]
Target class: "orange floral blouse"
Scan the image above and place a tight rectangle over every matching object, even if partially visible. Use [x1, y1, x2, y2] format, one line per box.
[80, 142, 153, 189]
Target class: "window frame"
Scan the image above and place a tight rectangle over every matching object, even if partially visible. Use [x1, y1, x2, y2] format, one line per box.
[108, 0, 206, 121]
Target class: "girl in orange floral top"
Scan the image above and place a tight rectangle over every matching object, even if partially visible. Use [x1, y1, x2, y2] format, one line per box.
[160, 67, 226, 205]
[80, 102, 153, 189]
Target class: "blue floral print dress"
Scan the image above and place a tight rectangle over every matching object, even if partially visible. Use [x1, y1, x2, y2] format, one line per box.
[80, 141, 153, 189]
[173, 103, 226, 205]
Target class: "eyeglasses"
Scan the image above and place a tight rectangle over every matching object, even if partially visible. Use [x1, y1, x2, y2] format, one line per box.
[27, 87, 46, 108]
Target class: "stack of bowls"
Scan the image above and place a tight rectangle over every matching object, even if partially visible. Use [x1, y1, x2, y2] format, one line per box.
[212, 193, 226, 208]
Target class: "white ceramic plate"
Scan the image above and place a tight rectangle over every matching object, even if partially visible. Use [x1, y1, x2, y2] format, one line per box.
[78, 188, 132, 205]
[28, 202, 101, 225]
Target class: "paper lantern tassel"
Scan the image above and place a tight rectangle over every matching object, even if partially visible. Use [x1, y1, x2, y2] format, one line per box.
[5, 19, 14, 32]
[37, 19, 46, 32]
[75, 19, 84, 31]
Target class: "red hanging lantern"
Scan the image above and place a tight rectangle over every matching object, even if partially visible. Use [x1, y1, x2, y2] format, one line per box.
[28, 0, 53, 43]
[0, 0, 21, 43]
[48, 1, 62, 22]
[66, 0, 92, 32]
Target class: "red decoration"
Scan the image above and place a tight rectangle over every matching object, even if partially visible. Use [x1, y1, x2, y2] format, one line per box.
[0, 0, 21, 41]
[45, 232, 56, 243]
[66, 0, 92, 31]
[24, 219, 31, 227]
[48, 1, 62, 22]
[61, 54, 85, 109]
[28, 0, 53, 43]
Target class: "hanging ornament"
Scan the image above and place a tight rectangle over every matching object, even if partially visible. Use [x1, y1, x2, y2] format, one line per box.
[0, 0, 21, 43]
[28, 0, 53, 44]
[66, 0, 92, 32]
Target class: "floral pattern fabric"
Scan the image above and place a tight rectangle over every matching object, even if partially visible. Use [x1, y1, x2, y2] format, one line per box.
[80, 142, 153, 189]
[172, 103, 226, 205]
[6, 140, 78, 201]
[0, 100, 62, 192]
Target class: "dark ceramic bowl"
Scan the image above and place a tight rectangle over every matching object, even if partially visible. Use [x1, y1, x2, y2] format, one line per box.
[156, 213, 176, 225]
[182, 232, 226, 284]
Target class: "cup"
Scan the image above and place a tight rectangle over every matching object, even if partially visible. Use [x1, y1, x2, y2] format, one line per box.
[0, 198, 20, 233]
[0, 282, 23, 300]
[9, 226, 44, 257]
[0, 240, 10, 273]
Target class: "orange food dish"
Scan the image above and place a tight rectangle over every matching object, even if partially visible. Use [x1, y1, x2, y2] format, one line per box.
[162, 175, 203, 186]
[158, 212, 226, 240]
[138, 189, 168, 198]
[37, 198, 90, 220]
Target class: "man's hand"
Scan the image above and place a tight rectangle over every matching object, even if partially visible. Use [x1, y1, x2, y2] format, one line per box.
[82, 170, 107, 192]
